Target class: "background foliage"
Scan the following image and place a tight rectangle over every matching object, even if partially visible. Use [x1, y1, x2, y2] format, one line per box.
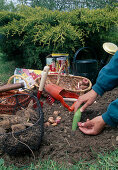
[0, 0, 16, 11]
[17, 0, 118, 10]
[0, 4, 118, 69]
[1, 0, 117, 12]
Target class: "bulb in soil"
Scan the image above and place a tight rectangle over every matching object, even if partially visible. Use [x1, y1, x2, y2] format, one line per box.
[55, 119, 61, 124]
[56, 116, 61, 120]
[52, 122, 57, 126]
[48, 117, 55, 124]
[44, 122, 50, 127]
[53, 110, 60, 116]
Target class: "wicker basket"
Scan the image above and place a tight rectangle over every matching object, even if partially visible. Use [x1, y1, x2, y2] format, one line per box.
[0, 93, 44, 155]
[7, 74, 35, 90]
[35, 74, 92, 95]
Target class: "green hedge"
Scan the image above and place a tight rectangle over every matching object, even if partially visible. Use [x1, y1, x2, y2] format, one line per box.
[0, 5, 118, 69]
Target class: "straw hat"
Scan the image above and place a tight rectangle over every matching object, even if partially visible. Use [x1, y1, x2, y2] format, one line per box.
[103, 42, 118, 55]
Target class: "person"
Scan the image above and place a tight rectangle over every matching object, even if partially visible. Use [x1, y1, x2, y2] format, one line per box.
[74, 50, 118, 135]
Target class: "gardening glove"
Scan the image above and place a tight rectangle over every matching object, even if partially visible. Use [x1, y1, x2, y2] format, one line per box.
[74, 89, 98, 112]
[78, 116, 106, 135]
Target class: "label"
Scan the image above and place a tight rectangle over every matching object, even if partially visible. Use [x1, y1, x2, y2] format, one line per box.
[46, 56, 69, 73]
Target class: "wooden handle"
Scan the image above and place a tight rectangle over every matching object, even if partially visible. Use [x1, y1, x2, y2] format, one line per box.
[56, 64, 65, 85]
[39, 66, 50, 91]
[0, 83, 24, 92]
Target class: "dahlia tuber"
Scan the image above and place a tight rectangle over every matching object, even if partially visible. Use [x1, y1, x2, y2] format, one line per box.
[11, 122, 33, 133]
[11, 124, 26, 133]
[0, 100, 37, 133]
[0, 127, 6, 134]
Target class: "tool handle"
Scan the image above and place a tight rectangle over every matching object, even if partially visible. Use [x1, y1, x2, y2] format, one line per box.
[8, 74, 30, 89]
[0, 83, 24, 92]
[39, 66, 50, 91]
[63, 98, 77, 102]
[69, 100, 78, 111]
[56, 63, 65, 85]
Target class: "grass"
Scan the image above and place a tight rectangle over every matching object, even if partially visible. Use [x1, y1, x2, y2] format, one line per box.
[0, 149, 118, 169]
[0, 51, 118, 169]
[0, 52, 16, 84]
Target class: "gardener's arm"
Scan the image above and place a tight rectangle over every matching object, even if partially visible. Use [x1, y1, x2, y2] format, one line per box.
[92, 50, 118, 96]
[77, 51, 118, 135]
[102, 98, 118, 127]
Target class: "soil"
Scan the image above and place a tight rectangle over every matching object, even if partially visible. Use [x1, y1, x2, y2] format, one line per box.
[0, 88, 118, 168]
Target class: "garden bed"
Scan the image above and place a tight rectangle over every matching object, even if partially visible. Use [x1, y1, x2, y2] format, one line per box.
[1, 88, 118, 167]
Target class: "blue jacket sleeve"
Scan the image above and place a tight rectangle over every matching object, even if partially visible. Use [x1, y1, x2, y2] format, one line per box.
[92, 50, 118, 96]
[92, 51, 118, 127]
[102, 99, 118, 127]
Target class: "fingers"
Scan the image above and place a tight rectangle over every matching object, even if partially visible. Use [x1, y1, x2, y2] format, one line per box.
[78, 120, 93, 128]
[78, 120, 95, 135]
[74, 100, 92, 112]
[77, 116, 106, 135]
[80, 101, 91, 112]
[74, 100, 83, 112]
[78, 122, 82, 126]
[79, 127, 94, 135]
[74, 89, 98, 112]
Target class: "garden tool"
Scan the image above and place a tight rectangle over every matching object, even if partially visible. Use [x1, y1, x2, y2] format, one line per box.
[46, 95, 77, 105]
[46, 94, 55, 105]
[0, 83, 24, 92]
[37, 66, 50, 100]
[44, 83, 79, 111]
[72, 107, 82, 131]
[56, 63, 66, 85]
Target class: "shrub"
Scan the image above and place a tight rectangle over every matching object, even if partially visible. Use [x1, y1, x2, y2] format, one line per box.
[0, 5, 118, 69]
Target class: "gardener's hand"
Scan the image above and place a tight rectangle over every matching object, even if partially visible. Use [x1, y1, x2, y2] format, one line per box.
[78, 116, 106, 135]
[74, 89, 98, 112]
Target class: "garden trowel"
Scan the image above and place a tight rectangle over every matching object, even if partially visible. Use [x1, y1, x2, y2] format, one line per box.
[44, 83, 79, 111]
